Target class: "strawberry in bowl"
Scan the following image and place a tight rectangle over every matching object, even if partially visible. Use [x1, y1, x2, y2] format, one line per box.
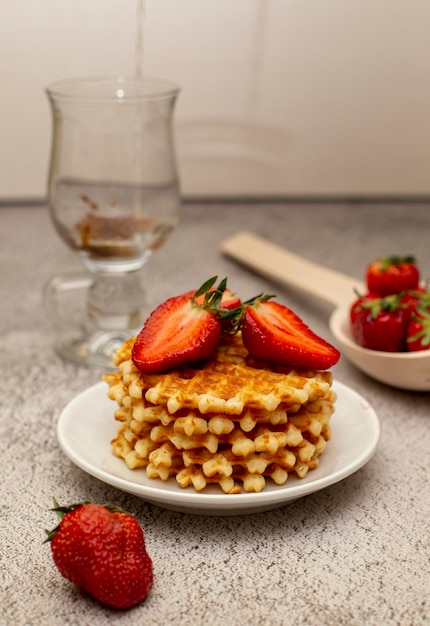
[349, 293, 409, 352]
[350, 254, 430, 355]
[406, 306, 430, 352]
[365, 255, 420, 296]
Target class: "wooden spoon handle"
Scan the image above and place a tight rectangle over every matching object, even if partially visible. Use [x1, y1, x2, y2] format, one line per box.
[221, 231, 363, 308]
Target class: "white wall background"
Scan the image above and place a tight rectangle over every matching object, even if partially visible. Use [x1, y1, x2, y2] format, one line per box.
[2, 0, 430, 200]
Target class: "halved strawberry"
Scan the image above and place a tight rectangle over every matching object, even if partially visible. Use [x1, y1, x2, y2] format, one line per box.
[179, 280, 242, 336]
[215, 288, 242, 311]
[241, 300, 340, 370]
[131, 277, 236, 373]
[188, 287, 241, 311]
[132, 294, 221, 373]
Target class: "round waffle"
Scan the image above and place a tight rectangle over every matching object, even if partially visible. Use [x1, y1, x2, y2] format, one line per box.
[106, 334, 332, 415]
[103, 334, 336, 494]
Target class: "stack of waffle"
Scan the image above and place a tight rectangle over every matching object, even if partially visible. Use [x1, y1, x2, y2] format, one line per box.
[103, 334, 336, 494]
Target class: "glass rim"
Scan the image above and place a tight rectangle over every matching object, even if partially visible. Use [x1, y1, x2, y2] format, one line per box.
[46, 75, 180, 102]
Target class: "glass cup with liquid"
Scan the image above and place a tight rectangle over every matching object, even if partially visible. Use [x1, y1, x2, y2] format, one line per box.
[45, 76, 180, 368]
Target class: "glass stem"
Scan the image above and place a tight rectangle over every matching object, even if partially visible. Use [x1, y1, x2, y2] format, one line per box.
[87, 271, 145, 332]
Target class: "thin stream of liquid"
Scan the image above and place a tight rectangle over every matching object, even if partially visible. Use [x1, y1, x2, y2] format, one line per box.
[248, 0, 268, 117]
[135, 0, 145, 85]
[133, 0, 146, 213]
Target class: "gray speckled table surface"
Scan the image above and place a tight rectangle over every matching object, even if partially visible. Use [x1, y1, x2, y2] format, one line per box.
[1, 202, 429, 626]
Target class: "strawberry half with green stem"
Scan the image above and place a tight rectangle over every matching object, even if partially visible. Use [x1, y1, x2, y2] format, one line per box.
[189, 286, 241, 311]
[184, 284, 242, 333]
[45, 500, 153, 610]
[406, 306, 430, 351]
[241, 298, 340, 370]
[365, 255, 420, 296]
[350, 292, 409, 352]
[132, 277, 235, 374]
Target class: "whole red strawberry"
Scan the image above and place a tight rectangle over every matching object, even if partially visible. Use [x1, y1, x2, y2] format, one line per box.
[401, 287, 430, 319]
[349, 292, 381, 327]
[350, 293, 409, 352]
[406, 307, 430, 351]
[241, 299, 340, 370]
[365, 255, 420, 296]
[46, 501, 153, 609]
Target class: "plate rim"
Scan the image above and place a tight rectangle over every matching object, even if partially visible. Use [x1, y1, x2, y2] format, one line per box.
[56, 380, 381, 511]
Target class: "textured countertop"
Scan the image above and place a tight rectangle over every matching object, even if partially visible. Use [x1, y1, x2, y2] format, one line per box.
[1, 202, 429, 626]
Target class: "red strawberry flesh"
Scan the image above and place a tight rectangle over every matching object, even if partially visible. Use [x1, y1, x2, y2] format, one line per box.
[242, 300, 340, 369]
[132, 293, 221, 373]
[186, 287, 241, 311]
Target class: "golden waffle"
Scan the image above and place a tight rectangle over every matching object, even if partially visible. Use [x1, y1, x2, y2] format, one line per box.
[104, 333, 336, 494]
[108, 390, 335, 493]
[106, 334, 333, 416]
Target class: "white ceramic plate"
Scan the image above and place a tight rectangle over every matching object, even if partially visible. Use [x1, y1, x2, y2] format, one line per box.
[57, 381, 380, 515]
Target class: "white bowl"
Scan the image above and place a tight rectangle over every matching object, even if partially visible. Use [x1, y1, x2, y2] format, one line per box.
[330, 302, 430, 391]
